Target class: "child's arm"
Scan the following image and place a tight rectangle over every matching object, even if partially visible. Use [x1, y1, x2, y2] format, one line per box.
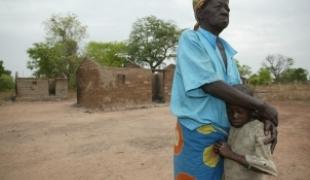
[214, 142, 249, 167]
[215, 134, 278, 176]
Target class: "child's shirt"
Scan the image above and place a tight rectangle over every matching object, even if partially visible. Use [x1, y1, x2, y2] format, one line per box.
[223, 120, 278, 180]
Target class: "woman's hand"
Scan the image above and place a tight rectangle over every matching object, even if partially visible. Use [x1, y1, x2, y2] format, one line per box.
[257, 102, 278, 154]
[263, 120, 278, 154]
[259, 102, 278, 126]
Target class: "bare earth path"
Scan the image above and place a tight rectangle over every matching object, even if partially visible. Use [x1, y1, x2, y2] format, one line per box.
[0, 100, 309, 180]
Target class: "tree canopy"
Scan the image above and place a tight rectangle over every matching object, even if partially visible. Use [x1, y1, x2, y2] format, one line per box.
[263, 54, 294, 82]
[27, 14, 87, 87]
[0, 60, 5, 76]
[280, 68, 308, 83]
[0, 60, 11, 76]
[44, 14, 87, 44]
[128, 16, 180, 72]
[0, 60, 14, 91]
[235, 60, 252, 78]
[248, 68, 273, 86]
[27, 42, 66, 78]
[86, 41, 128, 67]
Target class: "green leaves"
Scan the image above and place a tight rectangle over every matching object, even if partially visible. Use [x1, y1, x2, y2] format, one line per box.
[238, 54, 308, 85]
[280, 68, 309, 83]
[263, 54, 294, 82]
[27, 14, 87, 88]
[0, 60, 14, 91]
[0, 74, 14, 91]
[0, 60, 5, 77]
[248, 68, 273, 86]
[128, 16, 180, 72]
[44, 13, 87, 44]
[86, 42, 128, 67]
[235, 60, 252, 78]
[27, 42, 66, 78]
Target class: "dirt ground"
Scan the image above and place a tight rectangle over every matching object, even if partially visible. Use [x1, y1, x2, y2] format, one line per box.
[0, 100, 309, 180]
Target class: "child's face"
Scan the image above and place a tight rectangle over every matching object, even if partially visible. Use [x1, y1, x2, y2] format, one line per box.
[228, 105, 251, 128]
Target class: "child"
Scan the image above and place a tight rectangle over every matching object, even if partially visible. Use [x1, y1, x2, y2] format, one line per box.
[214, 84, 278, 180]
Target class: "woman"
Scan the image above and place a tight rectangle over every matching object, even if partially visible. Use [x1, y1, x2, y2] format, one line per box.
[170, 0, 278, 179]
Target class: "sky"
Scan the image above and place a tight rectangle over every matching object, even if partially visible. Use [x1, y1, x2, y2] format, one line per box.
[1, 0, 310, 77]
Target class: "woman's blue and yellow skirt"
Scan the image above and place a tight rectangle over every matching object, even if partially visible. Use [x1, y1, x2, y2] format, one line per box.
[174, 122, 228, 180]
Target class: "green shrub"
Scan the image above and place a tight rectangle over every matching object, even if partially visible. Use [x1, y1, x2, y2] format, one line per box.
[0, 74, 14, 91]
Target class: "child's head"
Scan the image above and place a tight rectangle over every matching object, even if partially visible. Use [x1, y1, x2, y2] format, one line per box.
[228, 84, 254, 128]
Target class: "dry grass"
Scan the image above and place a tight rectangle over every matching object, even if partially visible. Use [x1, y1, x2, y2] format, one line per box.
[0, 90, 15, 106]
[254, 84, 310, 101]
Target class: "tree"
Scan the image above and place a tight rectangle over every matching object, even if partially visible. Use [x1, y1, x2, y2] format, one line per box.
[27, 42, 65, 78]
[280, 68, 308, 83]
[0, 60, 14, 91]
[27, 14, 87, 87]
[235, 60, 252, 78]
[0, 60, 11, 76]
[128, 16, 180, 73]
[0, 60, 4, 76]
[86, 41, 128, 67]
[262, 54, 294, 82]
[44, 14, 87, 44]
[248, 68, 272, 86]
[0, 74, 14, 91]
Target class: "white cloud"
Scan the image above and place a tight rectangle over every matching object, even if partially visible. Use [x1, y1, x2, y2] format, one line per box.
[0, 0, 309, 76]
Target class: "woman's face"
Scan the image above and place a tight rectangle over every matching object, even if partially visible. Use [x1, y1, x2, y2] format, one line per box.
[198, 0, 230, 32]
[228, 105, 251, 128]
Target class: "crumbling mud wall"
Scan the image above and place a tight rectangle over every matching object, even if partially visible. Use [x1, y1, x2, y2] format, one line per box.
[16, 78, 49, 99]
[163, 64, 175, 103]
[76, 59, 153, 110]
[16, 77, 67, 100]
[255, 84, 310, 101]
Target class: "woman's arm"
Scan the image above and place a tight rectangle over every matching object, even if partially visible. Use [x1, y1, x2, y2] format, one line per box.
[201, 81, 278, 125]
[202, 81, 278, 152]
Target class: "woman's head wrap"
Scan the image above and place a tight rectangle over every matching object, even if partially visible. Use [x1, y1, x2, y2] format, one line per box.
[193, 0, 209, 30]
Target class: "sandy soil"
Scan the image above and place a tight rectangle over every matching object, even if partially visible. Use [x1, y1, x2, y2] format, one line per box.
[0, 100, 309, 180]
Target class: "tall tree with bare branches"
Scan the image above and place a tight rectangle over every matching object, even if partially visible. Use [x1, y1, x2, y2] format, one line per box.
[262, 54, 294, 82]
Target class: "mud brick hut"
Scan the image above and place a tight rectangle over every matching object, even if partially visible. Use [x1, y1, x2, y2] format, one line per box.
[76, 59, 175, 110]
[15, 77, 68, 100]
